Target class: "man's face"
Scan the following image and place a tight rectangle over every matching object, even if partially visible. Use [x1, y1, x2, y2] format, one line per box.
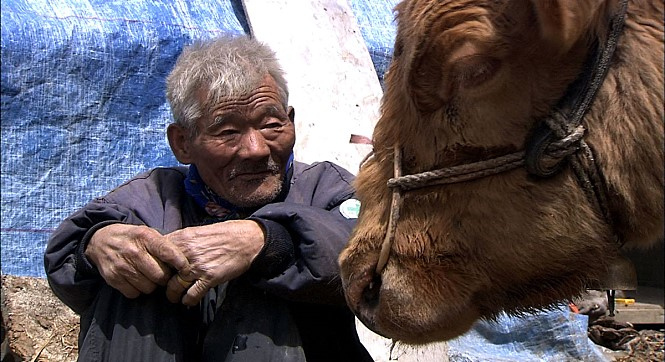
[175, 75, 295, 208]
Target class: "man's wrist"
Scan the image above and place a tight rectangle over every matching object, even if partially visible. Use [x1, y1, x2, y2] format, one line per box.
[246, 217, 295, 278]
[75, 220, 123, 278]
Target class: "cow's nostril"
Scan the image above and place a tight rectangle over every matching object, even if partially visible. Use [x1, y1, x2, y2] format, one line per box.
[362, 274, 382, 307]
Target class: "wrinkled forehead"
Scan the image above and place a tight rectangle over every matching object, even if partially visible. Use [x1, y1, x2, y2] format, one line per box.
[198, 74, 287, 113]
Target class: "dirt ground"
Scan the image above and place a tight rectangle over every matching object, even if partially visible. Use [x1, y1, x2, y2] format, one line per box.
[1, 275, 78, 362]
[1, 274, 662, 362]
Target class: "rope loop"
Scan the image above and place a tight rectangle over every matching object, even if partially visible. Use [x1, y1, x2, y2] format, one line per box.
[525, 116, 587, 178]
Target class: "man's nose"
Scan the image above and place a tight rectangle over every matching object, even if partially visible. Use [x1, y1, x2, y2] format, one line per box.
[239, 129, 270, 159]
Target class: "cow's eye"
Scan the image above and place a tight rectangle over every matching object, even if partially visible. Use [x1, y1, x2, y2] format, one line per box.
[451, 56, 501, 90]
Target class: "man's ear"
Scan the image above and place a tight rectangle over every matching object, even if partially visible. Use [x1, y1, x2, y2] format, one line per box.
[287, 106, 295, 123]
[167, 124, 193, 164]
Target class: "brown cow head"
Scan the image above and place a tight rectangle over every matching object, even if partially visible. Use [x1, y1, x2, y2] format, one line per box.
[339, 0, 664, 343]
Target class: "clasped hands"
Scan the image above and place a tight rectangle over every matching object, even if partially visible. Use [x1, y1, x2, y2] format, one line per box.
[85, 221, 265, 306]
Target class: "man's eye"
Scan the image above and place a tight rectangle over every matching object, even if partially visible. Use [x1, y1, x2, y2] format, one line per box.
[264, 122, 283, 130]
[218, 129, 240, 137]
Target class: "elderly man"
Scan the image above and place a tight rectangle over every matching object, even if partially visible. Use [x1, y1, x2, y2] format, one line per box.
[45, 34, 373, 362]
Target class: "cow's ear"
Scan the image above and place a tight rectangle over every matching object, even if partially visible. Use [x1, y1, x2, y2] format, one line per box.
[529, 0, 603, 53]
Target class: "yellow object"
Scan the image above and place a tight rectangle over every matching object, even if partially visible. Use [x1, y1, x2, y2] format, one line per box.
[615, 298, 635, 305]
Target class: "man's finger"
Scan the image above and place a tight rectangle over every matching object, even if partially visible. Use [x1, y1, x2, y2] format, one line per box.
[125, 270, 160, 295]
[165, 274, 191, 303]
[115, 281, 142, 299]
[134, 254, 174, 286]
[181, 279, 208, 306]
[145, 237, 191, 272]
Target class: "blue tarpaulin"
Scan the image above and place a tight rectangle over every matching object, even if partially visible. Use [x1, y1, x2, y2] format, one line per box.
[448, 308, 607, 361]
[0, 0, 397, 278]
[0, 1, 608, 360]
[1, 0, 246, 277]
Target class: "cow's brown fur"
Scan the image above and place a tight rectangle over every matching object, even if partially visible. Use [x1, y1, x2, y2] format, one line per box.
[339, 0, 663, 343]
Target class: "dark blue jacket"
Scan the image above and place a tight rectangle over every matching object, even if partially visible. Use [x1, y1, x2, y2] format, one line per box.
[44, 161, 373, 361]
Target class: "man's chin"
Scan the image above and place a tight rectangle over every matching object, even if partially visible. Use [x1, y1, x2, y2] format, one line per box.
[227, 178, 283, 208]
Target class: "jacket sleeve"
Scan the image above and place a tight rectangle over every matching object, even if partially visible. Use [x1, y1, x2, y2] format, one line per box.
[44, 200, 142, 314]
[44, 167, 187, 314]
[248, 162, 358, 306]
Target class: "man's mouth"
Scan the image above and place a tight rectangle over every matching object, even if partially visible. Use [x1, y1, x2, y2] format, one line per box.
[230, 169, 277, 181]
[235, 170, 270, 178]
[229, 160, 281, 181]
